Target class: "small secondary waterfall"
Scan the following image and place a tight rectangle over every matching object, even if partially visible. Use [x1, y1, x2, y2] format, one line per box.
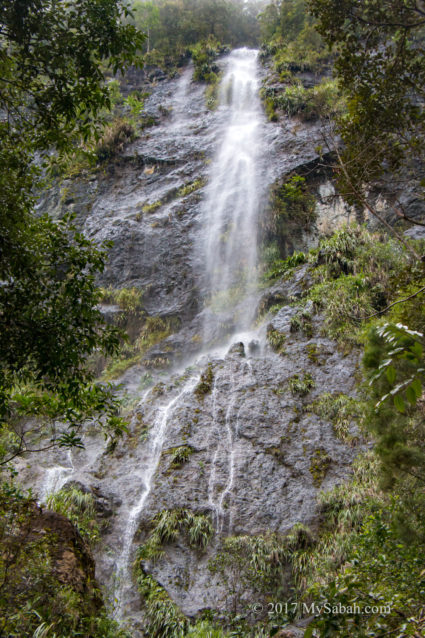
[203, 48, 265, 337]
[114, 375, 199, 620]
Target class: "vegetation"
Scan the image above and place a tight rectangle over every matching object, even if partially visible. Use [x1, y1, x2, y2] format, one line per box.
[99, 286, 144, 314]
[305, 225, 410, 346]
[46, 486, 101, 544]
[135, 569, 189, 638]
[103, 315, 174, 379]
[194, 363, 214, 398]
[259, 0, 332, 74]
[163, 445, 194, 470]
[130, 0, 260, 62]
[260, 175, 316, 260]
[257, 223, 425, 636]
[309, 0, 425, 205]
[0, 0, 145, 466]
[134, 510, 214, 636]
[308, 393, 363, 443]
[0, 478, 128, 638]
[288, 372, 315, 397]
[138, 508, 214, 563]
[267, 327, 286, 354]
[262, 78, 344, 122]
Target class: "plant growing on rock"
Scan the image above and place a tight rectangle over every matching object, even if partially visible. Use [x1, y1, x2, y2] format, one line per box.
[164, 445, 194, 470]
[138, 508, 214, 563]
[46, 486, 101, 544]
[194, 363, 214, 398]
[288, 373, 315, 397]
[308, 392, 363, 443]
[267, 327, 286, 354]
[309, 448, 331, 487]
[135, 569, 188, 638]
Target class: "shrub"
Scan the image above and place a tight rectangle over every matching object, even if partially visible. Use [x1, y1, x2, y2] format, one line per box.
[288, 372, 315, 396]
[95, 119, 135, 162]
[46, 486, 100, 544]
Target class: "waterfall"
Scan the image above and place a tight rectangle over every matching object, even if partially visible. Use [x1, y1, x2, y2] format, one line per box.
[202, 48, 265, 339]
[113, 374, 199, 620]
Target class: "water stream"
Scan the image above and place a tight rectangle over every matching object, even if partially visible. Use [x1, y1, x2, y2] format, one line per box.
[114, 374, 200, 620]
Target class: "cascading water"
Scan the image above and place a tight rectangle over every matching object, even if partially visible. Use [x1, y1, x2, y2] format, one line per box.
[114, 374, 200, 620]
[202, 48, 266, 338]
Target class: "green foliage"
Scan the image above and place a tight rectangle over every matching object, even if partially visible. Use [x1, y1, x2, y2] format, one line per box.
[290, 308, 313, 338]
[130, 0, 260, 61]
[100, 286, 144, 314]
[191, 38, 223, 83]
[137, 508, 213, 575]
[259, 0, 332, 74]
[103, 315, 173, 379]
[261, 175, 316, 260]
[309, 0, 425, 199]
[0, 213, 127, 463]
[178, 178, 206, 197]
[262, 250, 307, 281]
[367, 323, 425, 414]
[164, 445, 194, 470]
[306, 225, 408, 344]
[136, 570, 188, 638]
[267, 327, 286, 354]
[362, 323, 425, 496]
[186, 621, 229, 637]
[263, 79, 345, 122]
[46, 486, 101, 544]
[0, 1, 143, 461]
[194, 363, 214, 398]
[306, 505, 425, 637]
[308, 393, 363, 443]
[95, 118, 135, 162]
[309, 448, 331, 486]
[0, 478, 127, 638]
[209, 525, 314, 614]
[288, 372, 315, 396]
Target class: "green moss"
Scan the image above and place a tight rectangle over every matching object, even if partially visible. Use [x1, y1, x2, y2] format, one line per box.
[309, 447, 331, 486]
[142, 200, 162, 214]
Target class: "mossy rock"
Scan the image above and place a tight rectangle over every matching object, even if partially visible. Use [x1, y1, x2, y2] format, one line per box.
[310, 448, 332, 486]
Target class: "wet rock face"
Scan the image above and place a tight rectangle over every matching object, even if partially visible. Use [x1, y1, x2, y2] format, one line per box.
[28, 55, 374, 630]
[37, 59, 339, 325]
